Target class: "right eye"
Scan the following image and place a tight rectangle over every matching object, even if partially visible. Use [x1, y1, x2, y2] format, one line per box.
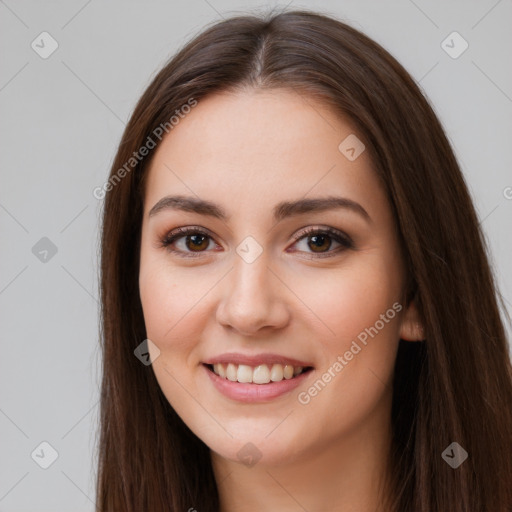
[159, 226, 220, 257]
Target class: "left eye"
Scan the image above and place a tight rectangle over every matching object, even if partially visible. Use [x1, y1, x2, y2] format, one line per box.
[288, 227, 354, 257]
[159, 226, 353, 258]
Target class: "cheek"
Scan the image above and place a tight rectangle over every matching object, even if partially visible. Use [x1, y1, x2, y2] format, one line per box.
[138, 256, 218, 359]
[305, 261, 400, 392]
[290, 257, 402, 346]
[139, 249, 189, 335]
[290, 254, 402, 411]
[138, 259, 208, 416]
[139, 265, 179, 342]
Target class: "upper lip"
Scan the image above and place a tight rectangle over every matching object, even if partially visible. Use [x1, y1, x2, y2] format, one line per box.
[203, 352, 314, 368]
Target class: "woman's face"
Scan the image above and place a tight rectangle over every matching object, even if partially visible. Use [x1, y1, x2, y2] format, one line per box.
[139, 88, 414, 466]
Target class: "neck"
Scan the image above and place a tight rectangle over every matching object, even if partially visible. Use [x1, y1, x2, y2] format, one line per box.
[211, 391, 394, 512]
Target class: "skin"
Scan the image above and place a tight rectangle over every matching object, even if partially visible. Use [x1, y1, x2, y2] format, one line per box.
[138, 88, 424, 512]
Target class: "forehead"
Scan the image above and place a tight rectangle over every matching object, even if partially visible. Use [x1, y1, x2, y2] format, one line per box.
[143, 89, 386, 220]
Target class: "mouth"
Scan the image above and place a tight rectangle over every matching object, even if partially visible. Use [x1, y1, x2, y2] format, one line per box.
[203, 362, 314, 385]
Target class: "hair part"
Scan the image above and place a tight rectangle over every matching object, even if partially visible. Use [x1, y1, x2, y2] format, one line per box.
[96, 8, 512, 511]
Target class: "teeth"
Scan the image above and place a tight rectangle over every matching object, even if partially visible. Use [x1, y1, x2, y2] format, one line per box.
[237, 364, 253, 383]
[283, 364, 294, 379]
[226, 363, 237, 382]
[217, 363, 227, 379]
[211, 363, 308, 384]
[253, 364, 270, 384]
[270, 364, 284, 382]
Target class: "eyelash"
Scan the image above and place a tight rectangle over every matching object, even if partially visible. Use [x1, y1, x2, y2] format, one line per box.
[158, 225, 354, 259]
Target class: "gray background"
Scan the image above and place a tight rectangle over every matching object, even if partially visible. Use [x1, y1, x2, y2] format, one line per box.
[0, 0, 511, 510]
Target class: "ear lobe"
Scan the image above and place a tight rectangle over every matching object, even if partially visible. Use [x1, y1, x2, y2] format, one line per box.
[399, 297, 425, 341]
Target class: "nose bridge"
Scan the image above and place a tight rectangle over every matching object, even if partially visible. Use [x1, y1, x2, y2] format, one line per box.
[216, 243, 289, 333]
[232, 249, 272, 301]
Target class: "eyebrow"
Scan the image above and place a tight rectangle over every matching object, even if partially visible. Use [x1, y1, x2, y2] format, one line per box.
[148, 194, 371, 223]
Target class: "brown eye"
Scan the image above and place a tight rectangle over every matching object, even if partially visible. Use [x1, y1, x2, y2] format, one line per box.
[290, 227, 354, 258]
[160, 227, 217, 257]
[307, 233, 333, 253]
[185, 234, 209, 252]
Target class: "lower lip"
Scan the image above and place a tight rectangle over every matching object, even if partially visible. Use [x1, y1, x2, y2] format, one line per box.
[203, 364, 313, 403]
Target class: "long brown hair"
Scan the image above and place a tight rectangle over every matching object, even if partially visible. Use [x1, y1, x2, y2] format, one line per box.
[96, 9, 512, 511]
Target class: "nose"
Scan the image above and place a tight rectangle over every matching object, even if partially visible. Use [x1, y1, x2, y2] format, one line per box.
[215, 251, 291, 336]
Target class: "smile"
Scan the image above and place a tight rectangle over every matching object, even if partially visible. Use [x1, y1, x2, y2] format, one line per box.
[207, 362, 312, 384]
[203, 363, 314, 403]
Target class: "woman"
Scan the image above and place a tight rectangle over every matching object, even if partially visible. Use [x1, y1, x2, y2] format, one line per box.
[96, 9, 512, 511]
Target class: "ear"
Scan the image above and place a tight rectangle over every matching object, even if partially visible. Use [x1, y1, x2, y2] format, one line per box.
[399, 296, 425, 341]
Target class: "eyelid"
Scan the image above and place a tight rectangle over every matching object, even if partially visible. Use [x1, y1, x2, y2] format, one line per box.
[158, 225, 221, 257]
[290, 225, 353, 245]
[286, 225, 354, 258]
[159, 224, 354, 257]
[164, 225, 217, 240]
